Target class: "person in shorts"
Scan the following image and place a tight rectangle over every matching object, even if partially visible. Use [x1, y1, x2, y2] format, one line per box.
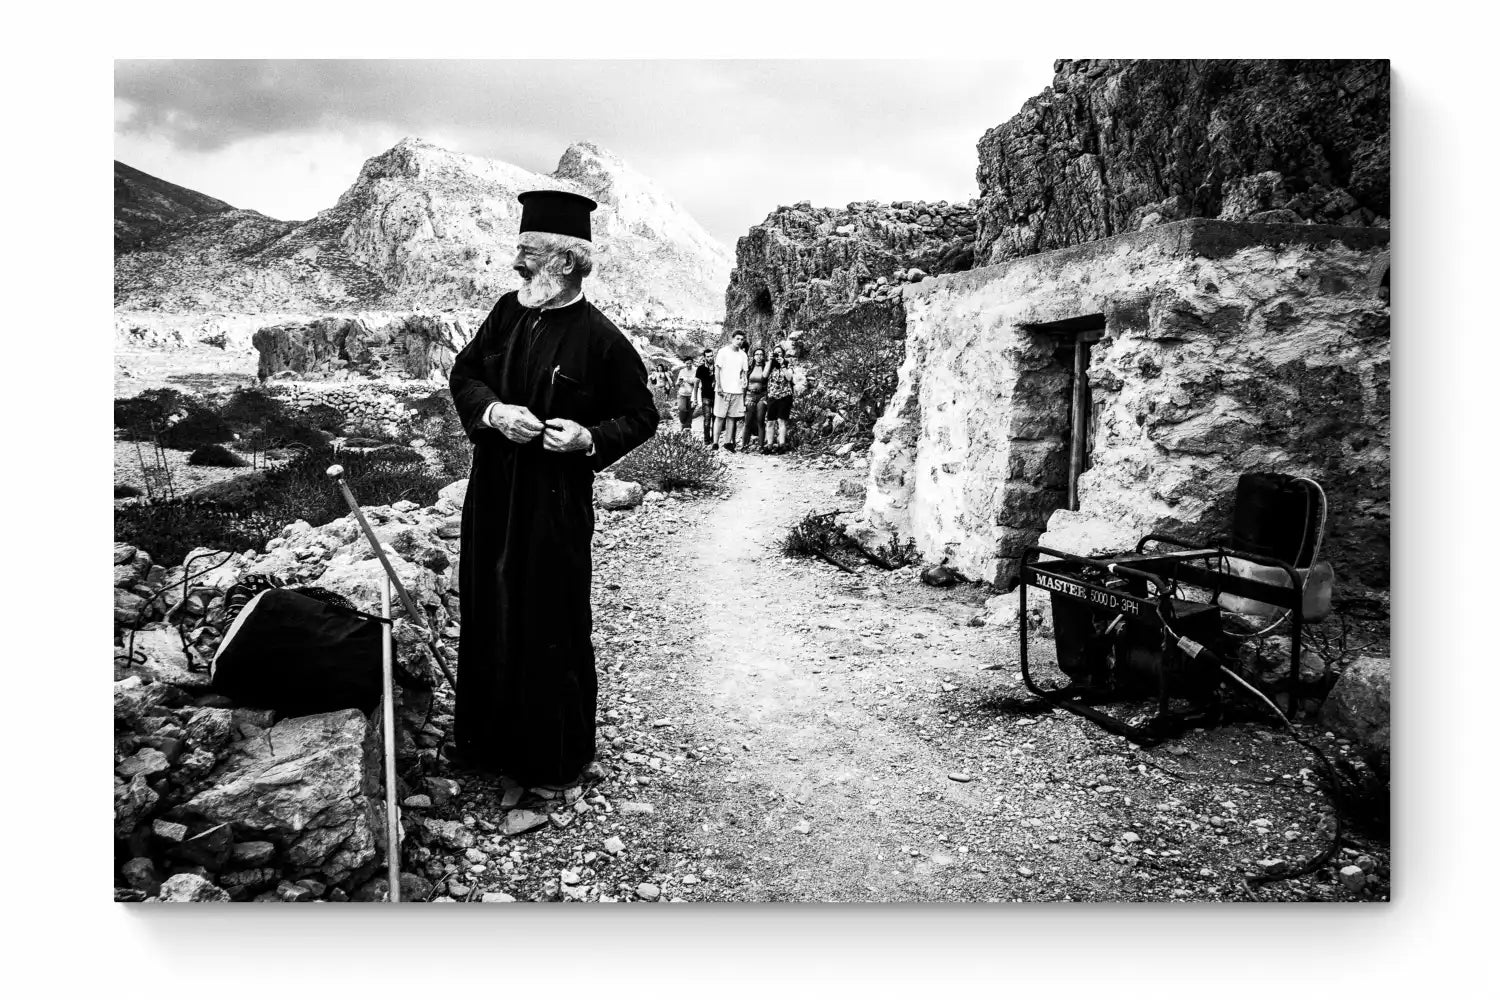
[713, 330, 749, 451]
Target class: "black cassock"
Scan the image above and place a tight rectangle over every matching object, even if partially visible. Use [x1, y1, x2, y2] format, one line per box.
[448, 291, 658, 784]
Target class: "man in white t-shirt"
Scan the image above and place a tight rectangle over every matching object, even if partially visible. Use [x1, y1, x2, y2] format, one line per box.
[713, 330, 749, 451]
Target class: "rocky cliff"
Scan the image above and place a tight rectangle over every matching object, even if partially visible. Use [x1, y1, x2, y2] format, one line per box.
[114, 139, 732, 326]
[723, 199, 977, 345]
[974, 59, 1389, 265]
[115, 161, 235, 254]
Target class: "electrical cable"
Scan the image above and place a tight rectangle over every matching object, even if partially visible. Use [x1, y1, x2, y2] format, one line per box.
[1216, 664, 1345, 889]
[1150, 602, 1346, 890]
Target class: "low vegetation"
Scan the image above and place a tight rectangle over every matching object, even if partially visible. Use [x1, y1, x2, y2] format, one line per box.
[783, 510, 912, 572]
[115, 385, 465, 566]
[187, 443, 249, 468]
[611, 432, 725, 493]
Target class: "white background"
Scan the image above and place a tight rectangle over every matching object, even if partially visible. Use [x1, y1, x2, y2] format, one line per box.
[2, 2, 1491, 994]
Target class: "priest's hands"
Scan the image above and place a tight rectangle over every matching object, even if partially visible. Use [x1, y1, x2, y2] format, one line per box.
[486, 402, 544, 443]
[543, 418, 594, 454]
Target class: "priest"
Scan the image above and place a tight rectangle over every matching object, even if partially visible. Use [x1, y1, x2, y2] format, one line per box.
[448, 189, 658, 786]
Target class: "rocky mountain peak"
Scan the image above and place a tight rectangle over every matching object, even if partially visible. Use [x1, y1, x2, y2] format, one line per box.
[553, 141, 624, 201]
[116, 140, 732, 324]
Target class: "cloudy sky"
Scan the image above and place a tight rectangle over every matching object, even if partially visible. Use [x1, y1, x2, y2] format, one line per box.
[114, 60, 1056, 247]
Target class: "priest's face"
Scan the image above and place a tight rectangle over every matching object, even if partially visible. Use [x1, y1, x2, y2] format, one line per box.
[514, 235, 572, 308]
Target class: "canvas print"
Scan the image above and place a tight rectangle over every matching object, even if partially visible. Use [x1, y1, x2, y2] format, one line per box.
[113, 59, 1390, 903]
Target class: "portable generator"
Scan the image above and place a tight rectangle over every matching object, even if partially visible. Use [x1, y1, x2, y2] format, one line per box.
[1017, 474, 1331, 744]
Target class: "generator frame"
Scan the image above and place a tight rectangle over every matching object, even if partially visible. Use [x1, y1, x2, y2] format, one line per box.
[1018, 534, 1307, 744]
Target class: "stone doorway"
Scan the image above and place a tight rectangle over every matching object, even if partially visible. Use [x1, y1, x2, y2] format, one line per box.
[1049, 327, 1102, 511]
[1021, 313, 1104, 529]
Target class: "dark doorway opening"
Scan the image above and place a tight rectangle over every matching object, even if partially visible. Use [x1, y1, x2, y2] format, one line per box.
[1032, 315, 1105, 511]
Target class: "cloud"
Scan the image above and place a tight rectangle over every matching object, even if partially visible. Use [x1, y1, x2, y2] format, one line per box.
[113, 59, 1057, 244]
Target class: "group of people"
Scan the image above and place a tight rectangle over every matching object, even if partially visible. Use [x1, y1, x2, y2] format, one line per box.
[673, 329, 808, 453]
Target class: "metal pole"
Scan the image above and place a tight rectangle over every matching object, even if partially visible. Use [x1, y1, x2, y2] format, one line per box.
[326, 467, 426, 624]
[325, 464, 458, 689]
[1068, 337, 1088, 511]
[382, 575, 401, 903]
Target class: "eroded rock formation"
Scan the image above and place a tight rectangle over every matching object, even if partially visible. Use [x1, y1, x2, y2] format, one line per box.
[253, 313, 478, 381]
[975, 60, 1389, 266]
[723, 199, 977, 345]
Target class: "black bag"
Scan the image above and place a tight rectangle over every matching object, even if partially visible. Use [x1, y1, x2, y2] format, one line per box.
[211, 588, 385, 717]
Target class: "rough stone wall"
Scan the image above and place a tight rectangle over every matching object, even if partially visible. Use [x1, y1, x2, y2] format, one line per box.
[255, 378, 447, 439]
[849, 220, 1390, 589]
[975, 59, 1389, 266]
[723, 199, 977, 347]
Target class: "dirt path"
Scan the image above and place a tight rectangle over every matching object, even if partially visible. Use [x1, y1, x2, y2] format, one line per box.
[430, 445, 1385, 904]
[665, 453, 1007, 900]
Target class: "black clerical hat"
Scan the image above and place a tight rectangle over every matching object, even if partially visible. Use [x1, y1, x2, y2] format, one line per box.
[518, 189, 597, 243]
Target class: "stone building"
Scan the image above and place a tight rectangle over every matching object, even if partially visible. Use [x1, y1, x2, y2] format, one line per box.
[846, 219, 1390, 590]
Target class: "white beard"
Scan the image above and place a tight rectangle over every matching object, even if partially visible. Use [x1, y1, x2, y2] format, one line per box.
[516, 268, 568, 309]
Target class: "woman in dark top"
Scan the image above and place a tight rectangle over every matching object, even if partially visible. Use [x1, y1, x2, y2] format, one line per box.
[765, 344, 795, 453]
[741, 346, 771, 451]
[693, 347, 715, 444]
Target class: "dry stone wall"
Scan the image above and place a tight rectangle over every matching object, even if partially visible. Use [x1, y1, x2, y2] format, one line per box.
[975, 60, 1389, 267]
[848, 220, 1390, 589]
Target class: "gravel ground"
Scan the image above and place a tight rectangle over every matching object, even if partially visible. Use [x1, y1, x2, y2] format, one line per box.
[405, 445, 1389, 904]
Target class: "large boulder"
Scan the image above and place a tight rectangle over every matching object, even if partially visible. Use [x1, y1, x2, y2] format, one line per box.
[185, 709, 383, 885]
[116, 628, 212, 691]
[436, 479, 468, 514]
[1319, 656, 1390, 753]
[154, 873, 230, 903]
[595, 477, 644, 511]
[982, 586, 1053, 635]
[114, 773, 159, 840]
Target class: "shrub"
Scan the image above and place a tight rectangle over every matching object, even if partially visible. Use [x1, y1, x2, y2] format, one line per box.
[611, 433, 725, 492]
[187, 443, 249, 467]
[157, 408, 234, 450]
[114, 499, 278, 567]
[115, 389, 188, 441]
[432, 436, 473, 482]
[792, 300, 906, 443]
[121, 445, 450, 566]
[364, 445, 425, 464]
[304, 403, 346, 433]
[783, 511, 857, 566]
[221, 388, 326, 451]
[406, 392, 473, 481]
[115, 388, 234, 449]
[782, 510, 911, 571]
[257, 446, 448, 527]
